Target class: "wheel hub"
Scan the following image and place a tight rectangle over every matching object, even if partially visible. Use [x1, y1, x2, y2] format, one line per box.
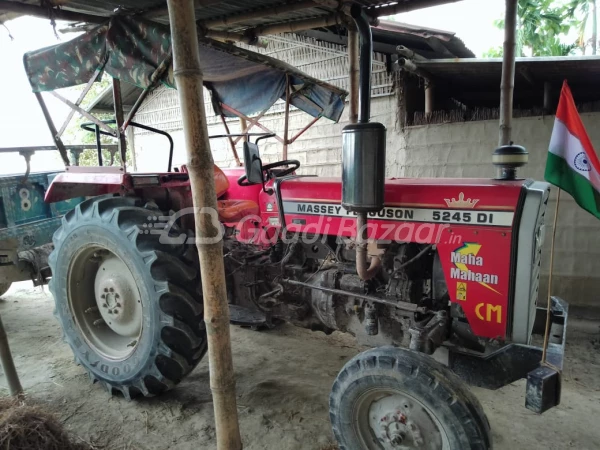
[379, 412, 411, 446]
[367, 394, 444, 449]
[67, 244, 143, 361]
[94, 256, 142, 338]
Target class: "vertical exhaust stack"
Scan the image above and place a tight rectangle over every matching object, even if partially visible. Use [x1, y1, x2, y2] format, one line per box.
[342, 5, 386, 280]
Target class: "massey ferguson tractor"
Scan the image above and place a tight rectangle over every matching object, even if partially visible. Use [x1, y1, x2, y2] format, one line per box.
[21, 7, 566, 450]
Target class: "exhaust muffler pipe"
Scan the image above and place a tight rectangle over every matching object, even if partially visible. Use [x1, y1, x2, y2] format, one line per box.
[342, 5, 386, 281]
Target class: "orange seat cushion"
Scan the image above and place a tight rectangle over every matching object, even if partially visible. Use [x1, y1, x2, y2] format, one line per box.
[214, 165, 230, 198]
[179, 164, 230, 198]
[217, 200, 259, 222]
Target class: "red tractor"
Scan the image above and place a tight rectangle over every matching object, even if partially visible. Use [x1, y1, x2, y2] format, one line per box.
[30, 8, 566, 450]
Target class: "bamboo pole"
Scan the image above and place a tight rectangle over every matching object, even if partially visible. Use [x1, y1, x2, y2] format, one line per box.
[425, 81, 434, 116]
[240, 118, 248, 142]
[593, 0, 598, 56]
[543, 82, 552, 114]
[166, 2, 242, 449]
[499, 0, 518, 146]
[0, 314, 23, 396]
[283, 74, 290, 160]
[541, 189, 561, 363]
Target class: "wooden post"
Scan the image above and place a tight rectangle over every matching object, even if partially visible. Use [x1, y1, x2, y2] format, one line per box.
[126, 126, 138, 171]
[283, 74, 290, 160]
[543, 81, 552, 114]
[498, 0, 518, 146]
[166, 2, 242, 449]
[240, 118, 248, 142]
[593, 0, 598, 56]
[425, 81, 434, 116]
[0, 314, 23, 396]
[542, 189, 561, 363]
[348, 27, 359, 125]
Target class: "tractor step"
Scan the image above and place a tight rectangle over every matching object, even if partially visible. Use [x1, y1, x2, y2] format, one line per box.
[228, 304, 267, 327]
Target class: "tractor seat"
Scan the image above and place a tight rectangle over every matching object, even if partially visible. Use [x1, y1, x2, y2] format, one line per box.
[214, 165, 230, 198]
[180, 164, 258, 221]
[217, 200, 259, 222]
[213, 165, 259, 222]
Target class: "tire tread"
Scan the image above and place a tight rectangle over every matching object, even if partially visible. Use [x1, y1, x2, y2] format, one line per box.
[49, 195, 207, 398]
[329, 347, 492, 450]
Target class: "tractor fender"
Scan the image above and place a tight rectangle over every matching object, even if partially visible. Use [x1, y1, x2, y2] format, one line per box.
[45, 170, 132, 203]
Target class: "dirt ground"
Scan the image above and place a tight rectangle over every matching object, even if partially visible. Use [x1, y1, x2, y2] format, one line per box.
[0, 281, 599, 450]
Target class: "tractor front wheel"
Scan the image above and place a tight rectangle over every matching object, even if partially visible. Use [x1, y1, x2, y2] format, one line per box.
[329, 346, 492, 450]
[49, 195, 206, 398]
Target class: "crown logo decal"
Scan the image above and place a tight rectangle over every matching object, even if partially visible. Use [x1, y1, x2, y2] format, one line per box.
[444, 192, 479, 209]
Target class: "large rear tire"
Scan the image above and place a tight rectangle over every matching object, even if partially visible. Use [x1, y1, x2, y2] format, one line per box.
[49, 195, 207, 398]
[0, 282, 11, 297]
[329, 346, 492, 450]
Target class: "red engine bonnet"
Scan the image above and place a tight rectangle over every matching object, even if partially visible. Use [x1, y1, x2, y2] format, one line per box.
[223, 174, 527, 342]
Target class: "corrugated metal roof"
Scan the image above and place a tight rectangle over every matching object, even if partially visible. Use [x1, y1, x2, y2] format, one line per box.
[1, 1, 459, 29]
[374, 20, 473, 57]
[413, 56, 600, 108]
[191, 1, 331, 29]
[300, 19, 474, 59]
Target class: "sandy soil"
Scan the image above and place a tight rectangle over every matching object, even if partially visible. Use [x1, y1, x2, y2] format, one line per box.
[0, 281, 599, 450]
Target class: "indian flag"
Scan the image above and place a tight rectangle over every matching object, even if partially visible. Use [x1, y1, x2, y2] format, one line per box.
[545, 81, 600, 219]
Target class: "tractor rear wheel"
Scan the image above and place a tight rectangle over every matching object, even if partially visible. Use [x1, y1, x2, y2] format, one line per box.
[329, 346, 492, 450]
[0, 282, 11, 297]
[49, 195, 206, 398]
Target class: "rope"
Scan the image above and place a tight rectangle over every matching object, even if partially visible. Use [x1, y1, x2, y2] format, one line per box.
[1, 23, 14, 40]
[541, 188, 561, 365]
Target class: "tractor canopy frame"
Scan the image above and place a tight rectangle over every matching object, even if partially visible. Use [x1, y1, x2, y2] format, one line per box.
[23, 15, 348, 171]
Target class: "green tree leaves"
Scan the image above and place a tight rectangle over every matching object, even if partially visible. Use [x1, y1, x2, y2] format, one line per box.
[487, 0, 595, 57]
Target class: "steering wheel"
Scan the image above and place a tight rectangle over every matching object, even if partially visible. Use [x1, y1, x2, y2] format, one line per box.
[237, 159, 301, 186]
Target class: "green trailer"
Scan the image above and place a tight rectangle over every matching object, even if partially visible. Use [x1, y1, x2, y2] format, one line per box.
[0, 146, 109, 294]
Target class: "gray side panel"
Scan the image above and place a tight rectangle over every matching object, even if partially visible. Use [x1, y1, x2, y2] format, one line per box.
[511, 181, 550, 344]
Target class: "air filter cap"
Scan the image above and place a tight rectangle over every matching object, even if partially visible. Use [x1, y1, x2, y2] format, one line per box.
[493, 144, 528, 180]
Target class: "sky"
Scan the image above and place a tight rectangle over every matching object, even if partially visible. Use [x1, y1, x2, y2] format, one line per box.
[0, 16, 76, 173]
[394, 0, 505, 56]
[0, 0, 507, 173]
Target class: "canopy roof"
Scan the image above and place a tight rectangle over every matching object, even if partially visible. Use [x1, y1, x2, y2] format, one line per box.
[23, 16, 347, 121]
[1, 1, 459, 31]
[414, 56, 600, 108]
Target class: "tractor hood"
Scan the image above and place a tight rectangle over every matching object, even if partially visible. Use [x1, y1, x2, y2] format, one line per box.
[265, 177, 526, 231]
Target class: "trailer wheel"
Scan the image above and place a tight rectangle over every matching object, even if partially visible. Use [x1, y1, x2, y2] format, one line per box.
[0, 282, 11, 297]
[330, 346, 492, 450]
[49, 195, 206, 398]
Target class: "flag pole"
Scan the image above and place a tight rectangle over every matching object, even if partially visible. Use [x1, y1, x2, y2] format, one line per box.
[541, 188, 561, 363]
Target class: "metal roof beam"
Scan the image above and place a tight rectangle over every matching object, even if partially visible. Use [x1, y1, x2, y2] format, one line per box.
[202, 0, 320, 28]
